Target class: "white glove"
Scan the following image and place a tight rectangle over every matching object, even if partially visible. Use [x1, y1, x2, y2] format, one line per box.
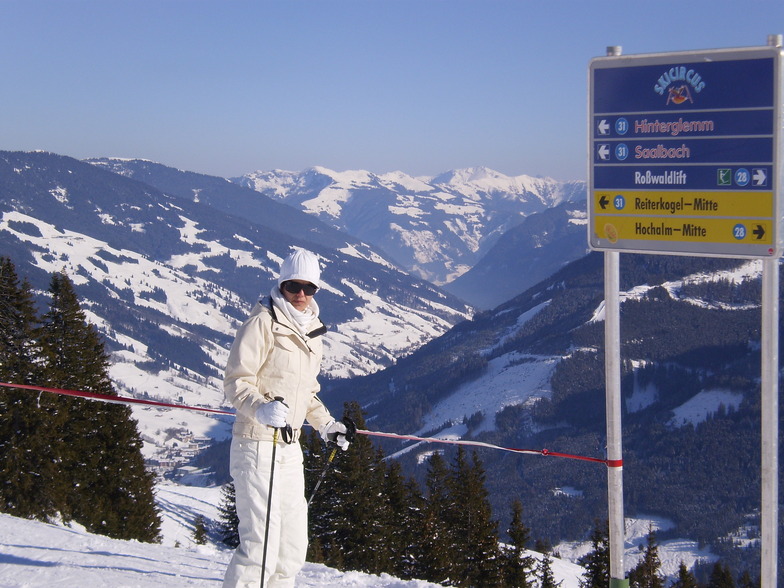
[255, 399, 289, 428]
[319, 420, 350, 451]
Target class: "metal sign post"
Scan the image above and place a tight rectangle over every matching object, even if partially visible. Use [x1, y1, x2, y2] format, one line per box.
[761, 256, 779, 588]
[604, 249, 626, 588]
[589, 37, 782, 587]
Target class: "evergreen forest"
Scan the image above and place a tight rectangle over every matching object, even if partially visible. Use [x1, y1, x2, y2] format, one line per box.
[0, 257, 160, 542]
[323, 252, 783, 582]
[212, 400, 763, 587]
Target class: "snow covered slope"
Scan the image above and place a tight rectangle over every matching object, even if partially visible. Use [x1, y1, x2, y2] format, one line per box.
[235, 166, 585, 285]
[0, 485, 588, 588]
[0, 511, 444, 587]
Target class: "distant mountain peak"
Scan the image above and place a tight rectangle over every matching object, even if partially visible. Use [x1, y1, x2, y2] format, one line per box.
[236, 166, 586, 286]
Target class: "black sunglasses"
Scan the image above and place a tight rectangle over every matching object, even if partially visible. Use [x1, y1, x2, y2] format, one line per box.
[282, 281, 318, 296]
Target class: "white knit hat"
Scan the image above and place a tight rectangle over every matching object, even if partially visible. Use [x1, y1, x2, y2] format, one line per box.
[277, 248, 321, 288]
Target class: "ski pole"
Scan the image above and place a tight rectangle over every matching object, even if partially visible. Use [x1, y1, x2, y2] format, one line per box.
[260, 426, 278, 588]
[261, 429, 278, 588]
[307, 417, 356, 506]
[307, 443, 337, 506]
[261, 397, 288, 588]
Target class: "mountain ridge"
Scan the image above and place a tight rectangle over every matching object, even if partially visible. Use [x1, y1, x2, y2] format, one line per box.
[2, 149, 772, 577]
[234, 165, 586, 286]
[0, 149, 472, 476]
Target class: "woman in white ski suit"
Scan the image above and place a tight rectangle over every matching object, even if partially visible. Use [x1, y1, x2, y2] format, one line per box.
[222, 248, 349, 588]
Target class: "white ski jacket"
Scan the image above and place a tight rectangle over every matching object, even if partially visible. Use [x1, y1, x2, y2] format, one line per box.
[224, 298, 333, 443]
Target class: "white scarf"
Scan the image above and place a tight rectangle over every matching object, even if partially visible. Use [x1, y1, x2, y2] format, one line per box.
[270, 286, 320, 336]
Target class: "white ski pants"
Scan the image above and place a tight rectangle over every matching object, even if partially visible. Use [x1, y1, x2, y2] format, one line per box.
[222, 437, 308, 588]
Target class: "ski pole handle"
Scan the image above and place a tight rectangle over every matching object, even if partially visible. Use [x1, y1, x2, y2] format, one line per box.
[272, 397, 293, 443]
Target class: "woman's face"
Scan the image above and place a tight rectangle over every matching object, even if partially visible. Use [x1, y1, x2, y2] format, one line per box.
[281, 280, 317, 312]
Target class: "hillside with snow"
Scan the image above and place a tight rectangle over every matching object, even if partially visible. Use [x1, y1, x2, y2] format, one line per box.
[0, 150, 471, 476]
[328, 249, 771, 579]
[234, 166, 585, 286]
[0, 512, 444, 587]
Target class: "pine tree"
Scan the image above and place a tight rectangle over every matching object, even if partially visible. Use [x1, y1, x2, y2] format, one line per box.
[671, 562, 699, 588]
[539, 550, 562, 588]
[307, 402, 390, 575]
[446, 447, 504, 587]
[503, 499, 536, 588]
[217, 482, 239, 548]
[39, 270, 160, 542]
[304, 425, 327, 562]
[382, 459, 422, 580]
[192, 514, 208, 545]
[737, 570, 758, 588]
[628, 526, 664, 588]
[416, 451, 456, 585]
[0, 258, 41, 384]
[0, 258, 59, 519]
[579, 520, 610, 588]
[707, 562, 736, 588]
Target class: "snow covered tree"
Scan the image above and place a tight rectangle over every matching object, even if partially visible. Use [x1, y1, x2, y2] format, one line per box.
[306, 407, 509, 586]
[39, 270, 160, 542]
[539, 550, 562, 588]
[217, 482, 239, 548]
[0, 258, 58, 520]
[381, 460, 423, 580]
[579, 520, 610, 588]
[304, 426, 329, 564]
[0, 258, 42, 385]
[503, 499, 535, 588]
[628, 526, 664, 588]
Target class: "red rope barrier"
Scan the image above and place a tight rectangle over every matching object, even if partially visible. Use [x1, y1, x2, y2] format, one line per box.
[0, 381, 618, 467]
[0, 381, 234, 415]
[358, 429, 614, 466]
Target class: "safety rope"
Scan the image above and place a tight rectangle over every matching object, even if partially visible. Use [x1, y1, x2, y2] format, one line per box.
[0, 381, 234, 415]
[0, 381, 620, 467]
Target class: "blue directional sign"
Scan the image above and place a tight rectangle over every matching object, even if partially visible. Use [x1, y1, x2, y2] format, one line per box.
[589, 46, 782, 257]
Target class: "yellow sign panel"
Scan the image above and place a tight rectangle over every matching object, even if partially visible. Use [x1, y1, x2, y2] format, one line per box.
[593, 190, 773, 218]
[594, 216, 773, 245]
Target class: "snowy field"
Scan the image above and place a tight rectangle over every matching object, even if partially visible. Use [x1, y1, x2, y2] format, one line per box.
[0, 477, 718, 587]
[0, 480, 586, 587]
[0, 510, 582, 587]
[0, 510, 443, 587]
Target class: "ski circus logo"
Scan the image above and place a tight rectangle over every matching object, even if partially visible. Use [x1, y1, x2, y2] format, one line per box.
[653, 66, 706, 105]
[667, 85, 693, 105]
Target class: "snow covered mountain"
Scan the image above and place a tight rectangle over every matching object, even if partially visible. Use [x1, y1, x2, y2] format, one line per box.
[328, 250, 773, 578]
[0, 150, 471, 469]
[234, 166, 585, 286]
[2, 150, 766, 578]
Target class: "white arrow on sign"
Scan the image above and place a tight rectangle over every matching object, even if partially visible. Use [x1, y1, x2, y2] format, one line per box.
[598, 119, 610, 135]
[597, 144, 611, 160]
[753, 168, 767, 186]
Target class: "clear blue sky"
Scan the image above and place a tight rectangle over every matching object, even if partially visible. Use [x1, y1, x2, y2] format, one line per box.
[2, 0, 782, 181]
